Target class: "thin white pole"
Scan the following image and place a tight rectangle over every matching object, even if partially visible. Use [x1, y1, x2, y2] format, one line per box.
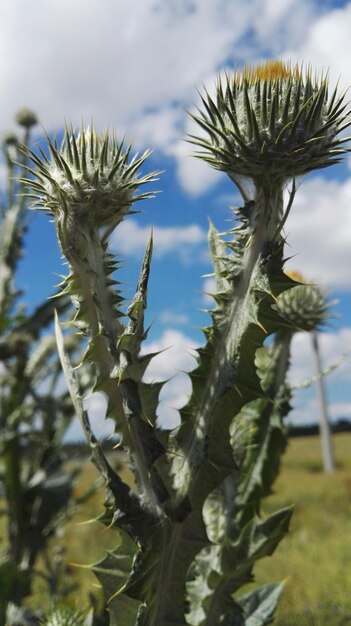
[311, 330, 335, 473]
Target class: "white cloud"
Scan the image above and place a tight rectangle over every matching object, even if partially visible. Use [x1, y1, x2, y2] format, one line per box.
[252, 0, 318, 55]
[170, 113, 224, 195]
[288, 395, 351, 425]
[174, 144, 223, 196]
[83, 392, 116, 437]
[143, 328, 198, 379]
[158, 311, 189, 325]
[5, 0, 350, 440]
[111, 219, 207, 262]
[283, 3, 351, 92]
[128, 106, 183, 153]
[202, 276, 217, 304]
[329, 401, 351, 418]
[0, 0, 252, 135]
[284, 176, 351, 289]
[142, 328, 198, 428]
[64, 391, 116, 441]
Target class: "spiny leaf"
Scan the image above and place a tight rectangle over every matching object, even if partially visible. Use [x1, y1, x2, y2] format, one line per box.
[237, 582, 284, 625]
[90, 531, 140, 625]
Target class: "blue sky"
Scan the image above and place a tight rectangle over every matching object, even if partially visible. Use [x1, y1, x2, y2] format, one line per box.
[2, 0, 351, 437]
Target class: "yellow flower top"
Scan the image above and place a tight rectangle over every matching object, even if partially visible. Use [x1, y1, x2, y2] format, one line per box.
[239, 60, 301, 84]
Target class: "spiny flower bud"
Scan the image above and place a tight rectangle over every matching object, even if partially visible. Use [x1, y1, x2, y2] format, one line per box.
[3, 132, 18, 147]
[190, 60, 350, 184]
[15, 108, 38, 129]
[23, 126, 157, 253]
[274, 273, 330, 332]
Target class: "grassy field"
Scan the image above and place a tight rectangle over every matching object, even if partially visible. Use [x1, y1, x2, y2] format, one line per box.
[5, 433, 351, 623]
[254, 432, 351, 625]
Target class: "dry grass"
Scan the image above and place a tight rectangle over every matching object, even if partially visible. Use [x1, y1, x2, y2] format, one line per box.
[3, 434, 351, 623]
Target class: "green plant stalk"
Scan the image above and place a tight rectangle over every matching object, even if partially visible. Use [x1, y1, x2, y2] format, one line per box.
[61, 228, 165, 515]
[55, 311, 155, 540]
[174, 184, 284, 500]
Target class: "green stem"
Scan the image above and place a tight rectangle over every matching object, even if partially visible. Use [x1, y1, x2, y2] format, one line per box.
[63, 226, 162, 514]
[174, 184, 284, 502]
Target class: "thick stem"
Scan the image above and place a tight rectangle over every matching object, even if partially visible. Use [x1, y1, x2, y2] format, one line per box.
[175, 184, 284, 499]
[146, 185, 286, 625]
[63, 225, 161, 513]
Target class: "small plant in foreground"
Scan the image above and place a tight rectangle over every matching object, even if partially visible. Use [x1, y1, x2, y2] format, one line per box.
[24, 61, 350, 625]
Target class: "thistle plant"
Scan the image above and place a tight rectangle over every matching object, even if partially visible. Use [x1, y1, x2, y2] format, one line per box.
[25, 61, 350, 625]
[0, 113, 101, 624]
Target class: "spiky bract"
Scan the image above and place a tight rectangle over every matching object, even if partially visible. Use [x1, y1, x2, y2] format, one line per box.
[275, 280, 330, 332]
[190, 60, 350, 184]
[24, 126, 157, 238]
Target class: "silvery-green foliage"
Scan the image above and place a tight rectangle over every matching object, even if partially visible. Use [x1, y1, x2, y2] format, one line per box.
[27, 61, 350, 625]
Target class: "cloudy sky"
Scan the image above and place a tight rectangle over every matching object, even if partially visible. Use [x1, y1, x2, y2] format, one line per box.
[2, 0, 351, 438]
